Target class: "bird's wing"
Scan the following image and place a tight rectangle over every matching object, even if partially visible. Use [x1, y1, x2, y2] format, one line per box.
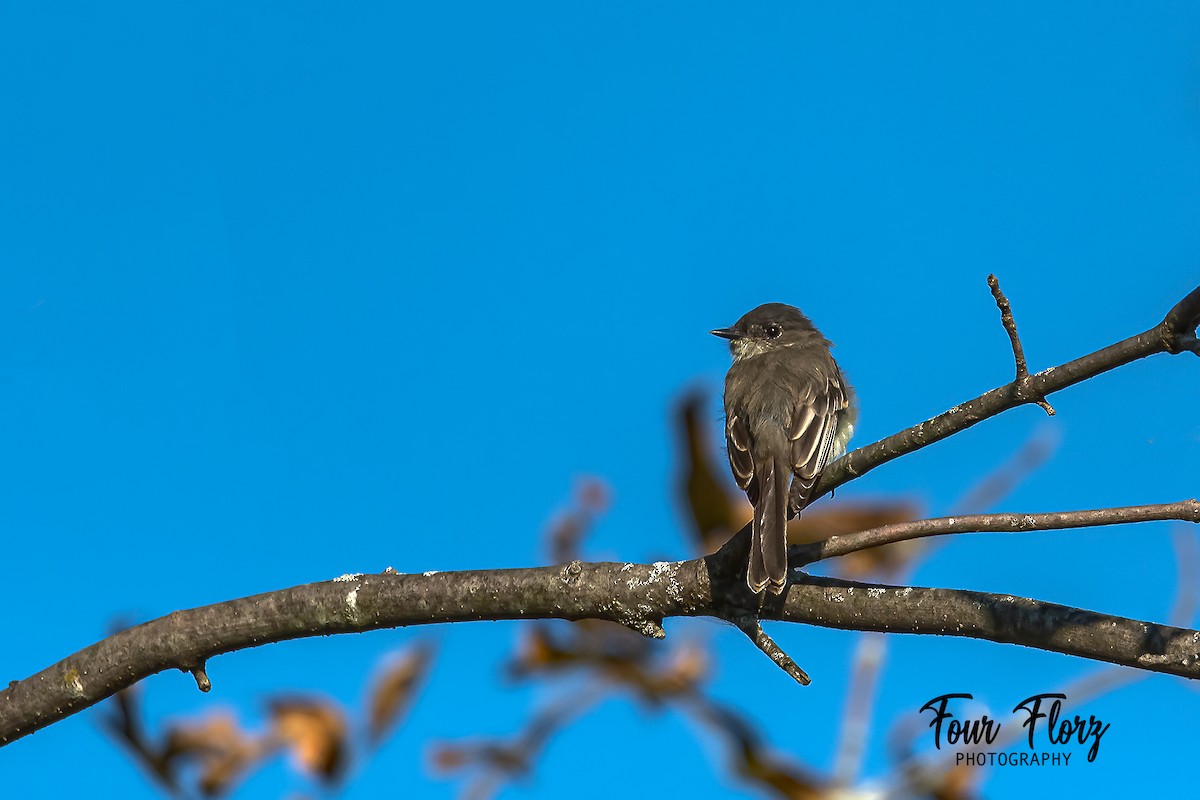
[725, 412, 758, 504]
[789, 376, 849, 504]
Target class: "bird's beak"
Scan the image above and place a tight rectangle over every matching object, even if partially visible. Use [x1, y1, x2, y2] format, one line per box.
[710, 327, 741, 340]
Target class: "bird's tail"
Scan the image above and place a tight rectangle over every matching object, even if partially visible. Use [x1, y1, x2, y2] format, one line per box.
[748, 456, 790, 594]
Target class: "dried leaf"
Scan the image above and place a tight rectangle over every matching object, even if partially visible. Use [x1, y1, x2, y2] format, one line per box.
[791, 501, 923, 579]
[925, 762, 980, 800]
[268, 697, 349, 783]
[632, 643, 709, 701]
[508, 623, 651, 681]
[788, 501, 921, 543]
[676, 389, 753, 553]
[508, 626, 584, 679]
[429, 697, 582, 786]
[367, 642, 436, 744]
[429, 745, 472, 772]
[164, 711, 264, 797]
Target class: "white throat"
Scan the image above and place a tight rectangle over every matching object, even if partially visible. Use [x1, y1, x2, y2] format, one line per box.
[731, 338, 773, 361]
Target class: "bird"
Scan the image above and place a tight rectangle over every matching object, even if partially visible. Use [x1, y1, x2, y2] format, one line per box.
[712, 303, 856, 594]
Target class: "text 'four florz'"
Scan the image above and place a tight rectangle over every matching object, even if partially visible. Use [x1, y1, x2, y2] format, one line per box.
[920, 693, 1110, 766]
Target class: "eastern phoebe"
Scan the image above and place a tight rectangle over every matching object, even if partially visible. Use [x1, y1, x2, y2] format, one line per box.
[712, 303, 856, 594]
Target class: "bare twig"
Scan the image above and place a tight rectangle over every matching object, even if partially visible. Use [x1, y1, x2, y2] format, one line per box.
[988, 274, 1055, 415]
[793, 500, 1200, 565]
[189, 664, 211, 693]
[622, 618, 667, 639]
[736, 620, 810, 686]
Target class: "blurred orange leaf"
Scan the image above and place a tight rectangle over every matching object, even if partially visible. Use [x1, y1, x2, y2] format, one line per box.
[164, 711, 264, 797]
[367, 642, 436, 744]
[930, 762, 981, 800]
[676, 389, 752, 553]
[268, 697, 348, 783]
[429, 695, 586, 797]
[791, 501, 924, 579]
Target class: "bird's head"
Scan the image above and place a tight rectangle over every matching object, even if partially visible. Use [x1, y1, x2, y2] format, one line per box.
[710, 302, 819, 361]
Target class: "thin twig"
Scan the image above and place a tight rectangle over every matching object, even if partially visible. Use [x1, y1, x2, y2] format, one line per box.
[188, 664, 211, 693]
[621, 618, 667, 639]
[793, 500, 1200, 565]
[988, 273, 1031, 378]
[736, 620, 811, 686]
[988, 274, 1055, 415]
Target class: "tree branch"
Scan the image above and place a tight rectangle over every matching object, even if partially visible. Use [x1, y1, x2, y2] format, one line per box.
[801, 282, 1200, 506]
[0, 561, 704, 746]
[792, 500, 1200, 565]
[778, 576, 1200, 682]
[3, 284, 1197, 747]
[6, 522, 1200, 746]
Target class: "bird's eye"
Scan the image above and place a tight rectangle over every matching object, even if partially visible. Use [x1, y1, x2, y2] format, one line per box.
[765, 324, 782, 339]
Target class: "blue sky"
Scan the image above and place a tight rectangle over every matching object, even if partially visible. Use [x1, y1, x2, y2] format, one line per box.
[2, 2, 1199, 797]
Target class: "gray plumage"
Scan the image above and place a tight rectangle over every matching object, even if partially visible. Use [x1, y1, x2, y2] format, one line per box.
[712, 303, 856, 594]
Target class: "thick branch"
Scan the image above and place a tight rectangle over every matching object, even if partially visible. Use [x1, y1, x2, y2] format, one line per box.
[1163, 285, 1200, 355]
[801, 283, 1200, 506]
[7, 539, 1200, 746]
[778, 576, 1200, 679]
[793, 500, 1200, 565]
[0, 561, 702, 746]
